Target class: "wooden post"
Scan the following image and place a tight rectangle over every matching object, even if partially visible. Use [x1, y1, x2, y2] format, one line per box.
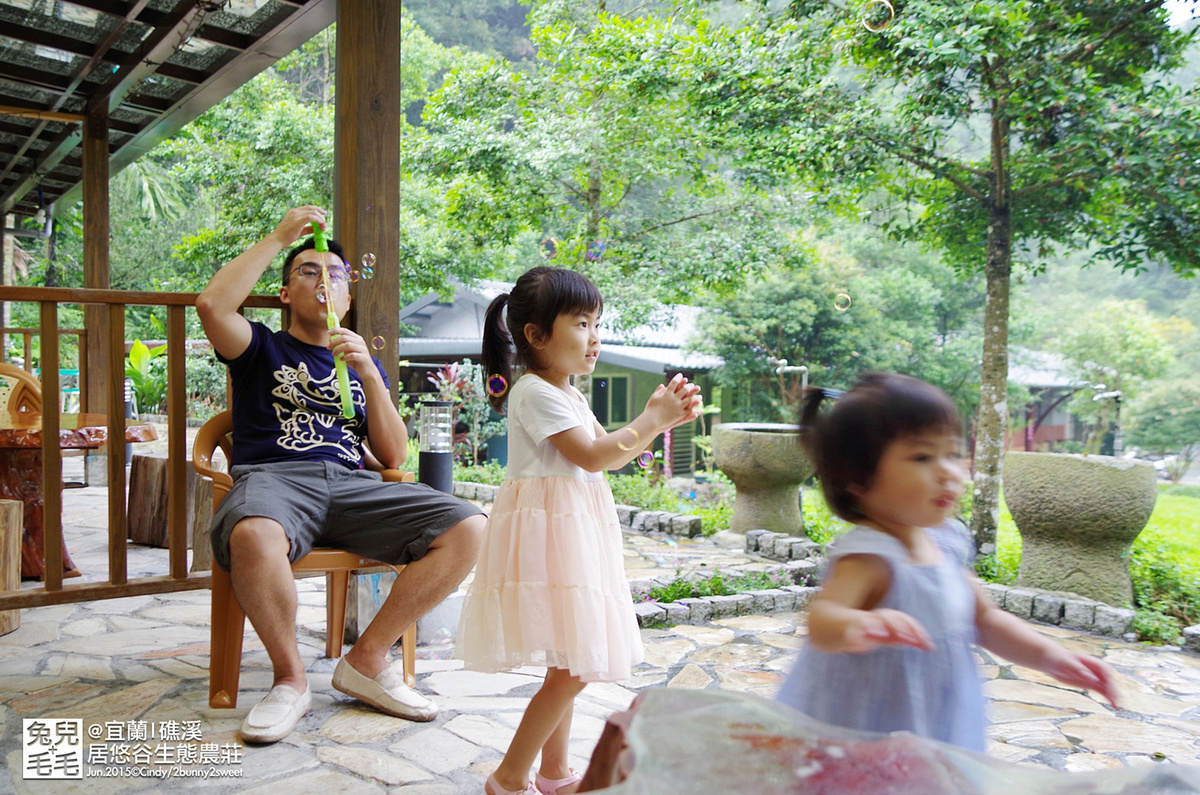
[335, 0, 401, 400]
[0, 499, 22, 635]
[336, 0, 401, 639]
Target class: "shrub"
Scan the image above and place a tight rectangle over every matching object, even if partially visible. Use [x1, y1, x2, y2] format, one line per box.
[801, 489, 848, 545]
[1130, 544, 1200, 644]
[607, 469, 680, 512]
[455, 460, 506, 486]
[975, 554, 1017, 585]
[186, 354, 227, 422]
[632, 567, 796, 603]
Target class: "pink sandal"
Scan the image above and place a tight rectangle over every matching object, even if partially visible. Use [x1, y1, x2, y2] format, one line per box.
[535, 769, 582, 795]
[485, 773, 537, 795]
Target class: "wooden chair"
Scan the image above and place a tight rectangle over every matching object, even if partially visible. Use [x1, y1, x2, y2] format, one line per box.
[0, 363, 42, 413]
[194, 410, 418, 709]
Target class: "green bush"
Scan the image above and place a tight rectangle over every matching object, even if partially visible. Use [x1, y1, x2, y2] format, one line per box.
[607, 470, 680, 512]
[1130, 544, 1200, 644]
[801, 488, 848, 545]
[974, 554, 1017, 585]
[455, 460, 507, 486]
[631, 567, 796, 604]
[679, 472, 735, 536]
[186, 354, 228, 422]
[1132, 605, 1185, 646]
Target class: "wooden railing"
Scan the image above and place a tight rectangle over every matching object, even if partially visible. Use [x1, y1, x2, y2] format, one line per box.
[0, 327, 88, 404]
[0, 286, 282, 610]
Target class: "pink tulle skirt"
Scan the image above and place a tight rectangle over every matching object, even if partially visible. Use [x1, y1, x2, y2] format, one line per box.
[456, 475, 644, 682]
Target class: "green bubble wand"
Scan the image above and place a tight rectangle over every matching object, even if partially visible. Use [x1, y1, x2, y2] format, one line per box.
[311, 224, 355, 419]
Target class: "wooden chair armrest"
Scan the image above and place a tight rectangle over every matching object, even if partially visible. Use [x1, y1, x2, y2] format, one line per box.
[379, 469, 416, 483]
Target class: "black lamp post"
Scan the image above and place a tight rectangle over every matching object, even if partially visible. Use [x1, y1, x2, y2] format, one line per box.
[418, 400, 454, 493]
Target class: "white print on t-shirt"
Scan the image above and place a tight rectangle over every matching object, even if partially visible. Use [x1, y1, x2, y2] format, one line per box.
[269, 363, 363, 463]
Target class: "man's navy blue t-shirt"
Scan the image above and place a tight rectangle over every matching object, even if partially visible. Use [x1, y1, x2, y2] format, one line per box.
[218, 321, 389, 469]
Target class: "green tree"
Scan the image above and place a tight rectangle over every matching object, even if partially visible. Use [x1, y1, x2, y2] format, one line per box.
[166, 74, 335, 287]
[1053, 299, 1174, 452]
[695, 229, 988, 422]
[1126, 378, 1200, 478]
[688, 0, 1200, 552]
[401, 0, 536, 62]
[276, 24, 336, 107]
[416, 3, 803, 315]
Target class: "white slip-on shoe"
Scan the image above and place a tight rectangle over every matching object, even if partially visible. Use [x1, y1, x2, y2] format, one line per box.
[240, 683, 311, 744]
[332, 657, 437, 722]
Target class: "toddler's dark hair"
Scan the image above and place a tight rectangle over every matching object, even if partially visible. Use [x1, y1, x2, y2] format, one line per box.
[282, 237, 348, 284]
[481, 266, 603, 412]
[799, 372, 962, 523]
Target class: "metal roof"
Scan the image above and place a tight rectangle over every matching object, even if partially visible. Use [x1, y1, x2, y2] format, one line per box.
[0, 0, 334, 220]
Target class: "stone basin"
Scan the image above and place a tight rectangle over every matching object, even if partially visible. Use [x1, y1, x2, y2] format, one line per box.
[712, 423, 814, 536]
[1004, 451, 1157, 605]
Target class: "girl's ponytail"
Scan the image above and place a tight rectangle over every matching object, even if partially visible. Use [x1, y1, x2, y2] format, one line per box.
[797, 387, 843, 461]
[482, 293, 514, 412]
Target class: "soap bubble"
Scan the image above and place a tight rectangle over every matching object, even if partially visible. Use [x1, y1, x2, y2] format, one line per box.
[862, 0, 895, 32]
[349, 269, 360, 283]
[636, 451, 654, 468]
[834, 293, 852, 312]
[316, 289, 327, 305]
[361, 266, 374, 280]
[540, 238, 558, 259]
[361, 252, 376, 269]
[371, 336, 386, 351]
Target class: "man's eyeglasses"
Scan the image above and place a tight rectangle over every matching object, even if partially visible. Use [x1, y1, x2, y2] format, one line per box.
[286, 262, 349, 284]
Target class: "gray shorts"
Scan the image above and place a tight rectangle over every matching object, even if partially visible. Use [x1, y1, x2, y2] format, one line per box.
[209, 461, 485, 572]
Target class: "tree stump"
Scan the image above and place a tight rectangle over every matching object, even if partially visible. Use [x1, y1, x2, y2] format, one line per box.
[190, 476, 214, 572]
[127, 454, 199, 549]
[1, 499, 22, 635]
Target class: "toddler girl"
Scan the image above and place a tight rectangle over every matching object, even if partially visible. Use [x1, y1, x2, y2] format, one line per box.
[776, 372, 1119, 751]
[456, 266, 702, 794]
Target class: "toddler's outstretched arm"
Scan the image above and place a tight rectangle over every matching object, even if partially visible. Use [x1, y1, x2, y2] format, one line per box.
[807, 555, 936, 654]
[972, 580, 1120, 708]
[549, 373, 702, 472]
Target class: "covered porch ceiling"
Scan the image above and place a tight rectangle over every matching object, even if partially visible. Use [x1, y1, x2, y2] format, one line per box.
[0, 0, 335, 221]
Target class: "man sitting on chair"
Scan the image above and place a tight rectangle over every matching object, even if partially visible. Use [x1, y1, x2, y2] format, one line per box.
[196, 205, 485, 743]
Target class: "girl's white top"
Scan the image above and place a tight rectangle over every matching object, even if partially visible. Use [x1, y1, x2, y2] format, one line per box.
[505, 373, 604, 482]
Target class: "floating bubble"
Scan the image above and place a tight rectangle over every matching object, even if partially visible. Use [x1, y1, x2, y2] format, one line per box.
[361, 252, 376, 269]
[540, 238, 558, 260]
[361, 266, 374, 280]
[636, 451, 654, 468]
[349, 269, 360, 283]
[371, 336, 386, 351]
[486, 374, 508, 397]
[316, 289, 327, 305]
[586, 241, 606, 261]
[834, 292, 852, 312]
[861, 0, 895, 32]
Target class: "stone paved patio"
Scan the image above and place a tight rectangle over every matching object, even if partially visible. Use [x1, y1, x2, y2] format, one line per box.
[1, 458, 1198, 793]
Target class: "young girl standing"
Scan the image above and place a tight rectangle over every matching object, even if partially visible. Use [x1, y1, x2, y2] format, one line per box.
[776, 373, 1119, 752]
[457, 266, 702, 795]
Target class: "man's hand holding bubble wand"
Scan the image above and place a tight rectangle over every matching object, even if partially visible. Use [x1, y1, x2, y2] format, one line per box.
[311, 222, 356, 419]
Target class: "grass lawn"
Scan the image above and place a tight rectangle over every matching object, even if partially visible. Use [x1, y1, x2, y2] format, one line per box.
[995, 488, 1200, 579]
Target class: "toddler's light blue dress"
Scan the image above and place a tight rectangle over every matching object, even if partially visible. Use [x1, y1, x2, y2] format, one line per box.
[776, 520, 987, 751]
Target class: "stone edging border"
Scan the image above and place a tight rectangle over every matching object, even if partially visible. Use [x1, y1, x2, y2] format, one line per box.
[454, 481, 1200, 651]
[743, 529, 1142, 641]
